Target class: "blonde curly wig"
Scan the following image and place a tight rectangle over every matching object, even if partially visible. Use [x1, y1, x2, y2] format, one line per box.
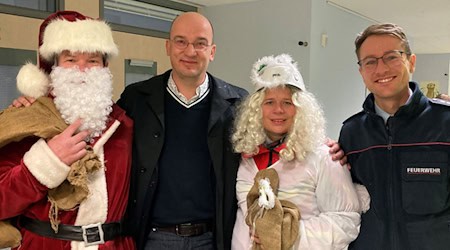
[232, 85, 326, 162]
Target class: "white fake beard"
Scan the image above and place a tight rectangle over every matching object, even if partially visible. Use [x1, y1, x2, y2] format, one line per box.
[50, 66, 113, 140]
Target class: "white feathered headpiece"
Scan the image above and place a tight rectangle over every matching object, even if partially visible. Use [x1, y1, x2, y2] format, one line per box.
[251, 54, 305, 91]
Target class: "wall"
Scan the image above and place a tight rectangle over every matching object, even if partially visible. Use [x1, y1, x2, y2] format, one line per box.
[65, 0, 99, 18]
[203, 0, 371, 139]
[0, 0, 171, 101]
[202, 0, 311, 91]
[310, 0, 373, 138]
[413, 53, 450, 96]
[0, 14, 41, 50]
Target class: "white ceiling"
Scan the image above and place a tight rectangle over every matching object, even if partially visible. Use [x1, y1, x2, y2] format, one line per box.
[175, 0, 450, 54]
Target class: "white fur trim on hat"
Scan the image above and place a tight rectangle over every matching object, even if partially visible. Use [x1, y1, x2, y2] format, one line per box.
[251, 54, 305, 91]
[17, 63, 51, 98]
[39, 18, 118, 61]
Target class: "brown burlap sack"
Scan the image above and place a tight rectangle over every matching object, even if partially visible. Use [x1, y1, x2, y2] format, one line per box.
[280, 200, 300, 249]
[245, 168, 300, 250]
[47, 147, 101, 232]
[0, 97, 102, 244]
[0, 97, 67, 148]
[0, 220, 21, 248]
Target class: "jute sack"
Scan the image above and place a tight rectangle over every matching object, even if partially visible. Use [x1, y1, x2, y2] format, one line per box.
[0, 220, 21, 248]
[245, 168, 301, 250]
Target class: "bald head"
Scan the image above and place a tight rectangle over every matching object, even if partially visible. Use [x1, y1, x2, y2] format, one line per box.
[165, 11, 216, 88]
[170, 12, 214, 42]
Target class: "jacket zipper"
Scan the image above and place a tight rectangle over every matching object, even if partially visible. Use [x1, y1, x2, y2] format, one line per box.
[386, 117, 398, 249]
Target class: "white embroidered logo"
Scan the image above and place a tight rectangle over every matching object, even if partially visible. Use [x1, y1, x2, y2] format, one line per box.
[407, 167, 441, 175]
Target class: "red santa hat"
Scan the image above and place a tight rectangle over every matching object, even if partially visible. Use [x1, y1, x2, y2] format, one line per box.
[17, 11, 118, 98]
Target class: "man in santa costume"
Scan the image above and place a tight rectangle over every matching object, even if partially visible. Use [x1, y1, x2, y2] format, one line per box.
[0, 11, 135, 250]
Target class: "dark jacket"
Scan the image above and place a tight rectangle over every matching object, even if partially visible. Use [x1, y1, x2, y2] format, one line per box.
[117, 70, 248, 250]
[339, 82, 450, 250]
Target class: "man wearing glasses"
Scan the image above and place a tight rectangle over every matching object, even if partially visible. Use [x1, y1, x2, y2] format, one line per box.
[338, 23, 450, 250]
[117, 12, 248, 250]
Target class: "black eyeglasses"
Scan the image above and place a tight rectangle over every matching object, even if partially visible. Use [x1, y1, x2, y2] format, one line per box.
[358, 50, 409, 71]
[170, 37, 212, 51]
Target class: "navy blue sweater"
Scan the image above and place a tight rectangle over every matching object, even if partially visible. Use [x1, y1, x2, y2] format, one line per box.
[150, 88, 215, 225]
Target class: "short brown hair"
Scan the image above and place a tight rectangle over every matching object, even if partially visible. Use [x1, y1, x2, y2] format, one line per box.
[355, 23, 412, 59]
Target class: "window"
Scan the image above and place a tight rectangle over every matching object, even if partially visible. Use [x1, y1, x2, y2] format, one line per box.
[125, 59, 157, 86]
[0, 0, 61, 18]
[0, 48, 37, 110]
[103, 0, 196, 38]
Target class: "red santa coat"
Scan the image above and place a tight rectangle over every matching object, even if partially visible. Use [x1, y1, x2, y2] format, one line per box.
[0, 104, 135, 250]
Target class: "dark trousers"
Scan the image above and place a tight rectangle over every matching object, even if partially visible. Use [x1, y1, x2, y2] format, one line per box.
[144, 230, 214, 250]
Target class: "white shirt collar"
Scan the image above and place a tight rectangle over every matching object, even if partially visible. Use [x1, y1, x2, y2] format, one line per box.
[375, 87, 413, 123]
[167, 73, 210, 108]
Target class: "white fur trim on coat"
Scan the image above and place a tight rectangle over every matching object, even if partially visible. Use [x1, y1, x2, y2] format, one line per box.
[40, 18, 118, 61]
[23, 138, 69, 188]
[16, 63, 51, 98]
[71, 120, 120, 250]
